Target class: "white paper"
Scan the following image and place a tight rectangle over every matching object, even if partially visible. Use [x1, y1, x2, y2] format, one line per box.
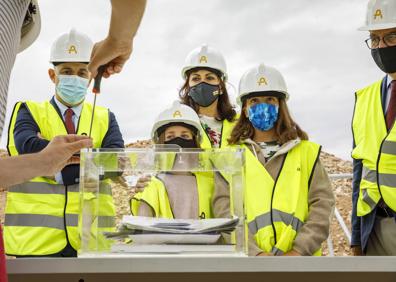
[120, 216, 239, 234]
[111, 243, 235, 254]
[129, 234, 221, 245]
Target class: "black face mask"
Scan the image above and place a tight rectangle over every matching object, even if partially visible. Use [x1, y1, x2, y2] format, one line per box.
[164, 137, 197, 148]
[371, 45, 396, 74]
[188, 82, 221, 107]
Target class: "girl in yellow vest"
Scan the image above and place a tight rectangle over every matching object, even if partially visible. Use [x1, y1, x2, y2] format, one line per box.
[213, 64, 335, 256]
[179, 44, 238, 148]
[131, 101, 214, 219]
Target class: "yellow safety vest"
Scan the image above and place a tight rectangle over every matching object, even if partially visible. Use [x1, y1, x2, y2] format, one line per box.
[200, 117, 238, 149]
[242, 141, 321, 255]
[131, 172, 215, 219]
[5, 100, 115, 256]
[352, 79, 396, 215]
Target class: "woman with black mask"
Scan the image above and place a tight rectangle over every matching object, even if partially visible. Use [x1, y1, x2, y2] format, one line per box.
[131, 101, 215, 220]
[179, 44, 238, 148]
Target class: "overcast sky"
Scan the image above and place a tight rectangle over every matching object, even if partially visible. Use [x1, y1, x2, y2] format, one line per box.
[0, 0, 385, 160]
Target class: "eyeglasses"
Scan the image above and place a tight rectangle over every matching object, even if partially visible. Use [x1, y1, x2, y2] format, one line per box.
[365, 32, 396, 49]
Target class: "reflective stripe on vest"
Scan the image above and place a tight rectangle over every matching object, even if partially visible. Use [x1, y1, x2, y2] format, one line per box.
[4, 100, 112, 256]
[200, 117, 238, 149]
[6, 102, 22, 156]
[243, 141, 321, 256]
[352, 79, 396, 214]
[131, 172, 214, 219]
[248, 209, 304, 235]
[5, 213, 114, 229]
[5, 180, 115, 255]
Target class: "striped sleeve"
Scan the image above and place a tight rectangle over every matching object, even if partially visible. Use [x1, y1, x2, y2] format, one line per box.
[0, 0, 30, 138]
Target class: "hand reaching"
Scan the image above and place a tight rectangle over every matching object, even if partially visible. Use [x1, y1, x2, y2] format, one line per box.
[39, 134, 92, 176]
[88, 36, 133, 79]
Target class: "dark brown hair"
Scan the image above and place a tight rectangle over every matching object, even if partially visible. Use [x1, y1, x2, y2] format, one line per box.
[228, 98, 308, 145]
[179, 69, 237, 122]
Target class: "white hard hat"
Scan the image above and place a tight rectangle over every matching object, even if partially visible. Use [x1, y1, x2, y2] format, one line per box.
[237, 64, 289, 106]
[151, 101, 204, 143]
[49, 28, 93, 63]
[19, 0, 41, 53]
[359, 0, 396, 31]
[181, 44, 228, 81]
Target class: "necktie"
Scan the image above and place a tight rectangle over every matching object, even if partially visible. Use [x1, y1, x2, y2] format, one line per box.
[386, 81, 396, 130]
[64, 108, 75, 134]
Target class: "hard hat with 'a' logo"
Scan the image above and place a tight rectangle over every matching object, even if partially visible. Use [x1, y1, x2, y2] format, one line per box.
[359, 0, 396, 31]
[49, 28, 93, 63]
[237, 63, 289, 106]
[151, 101, 204, 143]
[181, 44, 228, 81]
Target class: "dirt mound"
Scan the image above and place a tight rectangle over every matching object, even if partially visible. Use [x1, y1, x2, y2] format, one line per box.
[320, 152, 352, 256]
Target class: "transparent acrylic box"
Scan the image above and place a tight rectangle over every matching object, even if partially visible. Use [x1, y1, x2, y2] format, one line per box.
[78, 146, 246, 257]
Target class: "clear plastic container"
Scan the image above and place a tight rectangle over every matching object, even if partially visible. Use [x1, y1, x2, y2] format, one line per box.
[78, 146, 246, 257]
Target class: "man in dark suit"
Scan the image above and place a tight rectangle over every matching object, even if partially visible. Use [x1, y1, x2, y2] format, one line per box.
[351, 0, 396, 256]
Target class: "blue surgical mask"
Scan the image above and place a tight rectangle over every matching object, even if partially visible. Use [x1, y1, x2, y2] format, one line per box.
[248, 103, 279, 131]
[56, 75, 89, 106]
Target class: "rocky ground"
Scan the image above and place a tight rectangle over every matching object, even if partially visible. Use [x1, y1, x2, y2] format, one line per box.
[320, 151, 352, 256]
[0, 142, 353, 256]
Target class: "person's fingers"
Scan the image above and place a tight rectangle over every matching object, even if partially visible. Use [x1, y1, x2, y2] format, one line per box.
[135, 181, 149, 188]
[65, 138, 93, 155]
[84, 182, 97, 189]
[84, 187, 98, 193]
[88, 43, 102, 78]
[106, 65, 115, 74]
[102, 66, 121, 78]
[134, 178, 150, 188]
[67, 156, 81, 165]
[89, 69, 98, 79]
[89, 51, 112, 78]
[88, 37, 132, 79]
[88, 60, 99, 78]
[116, 177, 129, 188]
[103, 63, 124, 77]
[114, 65, 123, 73]
[90, 57, 122, 78]
[138, 176, 151, 183]
[134, 187, 144, 193]
[89, 55, 107, 77]
[58, 134, 91, 142]
[137, 180, 148, 185]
